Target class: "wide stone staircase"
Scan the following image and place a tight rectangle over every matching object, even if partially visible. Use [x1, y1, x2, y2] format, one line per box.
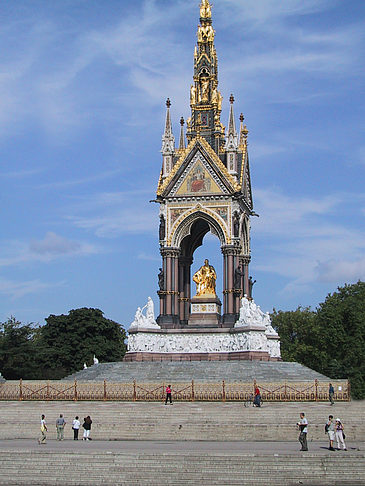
[0, 449, 364, 485]
[63, 360, 330, 382]
[0, 400, 362, 441]
[0, 401, 364, 485]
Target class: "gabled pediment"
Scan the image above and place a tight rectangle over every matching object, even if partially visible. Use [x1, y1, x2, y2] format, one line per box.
[157, 136, 240, 198]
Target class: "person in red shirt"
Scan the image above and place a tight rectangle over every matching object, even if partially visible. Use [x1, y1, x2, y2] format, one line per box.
[254, 386, 261, 407]
[165, 385, 173, 405]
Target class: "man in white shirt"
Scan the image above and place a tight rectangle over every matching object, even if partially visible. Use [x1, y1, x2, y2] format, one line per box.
[38, 414, 47, 444]
[297, 412, 308, 451]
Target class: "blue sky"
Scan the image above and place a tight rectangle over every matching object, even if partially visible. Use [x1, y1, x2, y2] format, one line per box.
[1, 0, 365, 328]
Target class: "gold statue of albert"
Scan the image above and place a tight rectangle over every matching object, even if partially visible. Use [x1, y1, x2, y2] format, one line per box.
[193, 259, 217, 297]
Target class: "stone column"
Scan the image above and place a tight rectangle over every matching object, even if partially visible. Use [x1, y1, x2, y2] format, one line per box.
[221, 245, 239, 326]
[178, 256, 193, 324]
[157, 247, 180, 328]
[242, 255, 250, 298]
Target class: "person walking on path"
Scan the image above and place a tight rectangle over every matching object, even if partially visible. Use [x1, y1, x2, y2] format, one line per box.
[253, 386, 261, 407]
[297, 412, 308, 451]
[329, 383, 335, 405]
[326, 415, 335, 451]
[335, 418, 347, 451]
[82, 416, 92, 440]
[38, 414, 47, 445]
[165, 385, 173, 405]
[56, 414, 66, 441]
[72, 416, 80, 440]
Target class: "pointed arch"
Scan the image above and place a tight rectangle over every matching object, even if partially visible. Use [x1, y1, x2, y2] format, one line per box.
[172, 209, 227, 250]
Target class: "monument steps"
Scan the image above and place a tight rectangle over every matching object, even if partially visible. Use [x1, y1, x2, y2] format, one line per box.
[62, 360, 330, 382]
[0, 401, 362, 441]
[0, 451, 364, 485]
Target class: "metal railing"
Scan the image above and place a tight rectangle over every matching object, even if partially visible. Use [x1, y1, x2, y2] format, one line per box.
[0, 379, 349, 402]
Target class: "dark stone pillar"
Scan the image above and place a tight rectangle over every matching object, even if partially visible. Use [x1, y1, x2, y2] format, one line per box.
[157, 247, 180, 328]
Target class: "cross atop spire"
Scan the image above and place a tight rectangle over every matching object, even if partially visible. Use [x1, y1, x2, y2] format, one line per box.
[178, 117, 186, 151]
[226, 94, 238, 151]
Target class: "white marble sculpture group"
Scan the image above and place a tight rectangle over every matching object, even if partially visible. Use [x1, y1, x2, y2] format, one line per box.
[127, 296, 281, 359]
[129, 297, 161, 330]
[234, 294, 277, 335]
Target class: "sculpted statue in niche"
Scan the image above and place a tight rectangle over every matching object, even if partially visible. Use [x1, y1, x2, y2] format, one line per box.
[233, 211, 240, 237]
[199, 77, 210, 103]
[193, 259, 217, 297]
[158, 267, 164, 290]
[234, 265, 244, 290]
[190, 85, 197, 105]
[159, 215, 165, 240]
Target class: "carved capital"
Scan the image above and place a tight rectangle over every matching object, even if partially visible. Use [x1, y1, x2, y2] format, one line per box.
[221, 244, 241, 257]
[160, 246, 180, 258]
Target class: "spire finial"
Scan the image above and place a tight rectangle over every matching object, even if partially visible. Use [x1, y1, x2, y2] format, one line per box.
[200, 0, 212, 19]
[179, 117, 186, 151]
[229, 94, 235, 104]
[161, 98, 175, 154]
[239, 113, 244, 123]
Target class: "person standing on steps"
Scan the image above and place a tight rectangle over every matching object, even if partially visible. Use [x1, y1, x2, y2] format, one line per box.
[328, 383, 335, 405]
[326, 415, 335, 451]
[335, 418, 347, 451]
[297, 412, 308, 451]
[38, 414, 47, 445]
[165, 384, 173, 405]
[56, 414, 66, 441]
[82, 416, 92, 440]
[72, 416, 80, 440]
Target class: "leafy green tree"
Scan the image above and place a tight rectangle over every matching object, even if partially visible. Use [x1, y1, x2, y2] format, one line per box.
[315, 281, 365, 399]
[272, 282, 365, 399]
[38, 308, 127, 379]
[0, 317, 39, 379]
[270, 306, 323, 370]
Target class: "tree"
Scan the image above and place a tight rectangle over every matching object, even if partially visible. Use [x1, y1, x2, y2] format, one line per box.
[315, 282, 365, 399]
[272, 282, 365, 399]
[38, 308, 127, 379]
[0, 317, 39, 379]
[270, 306, 323, 370]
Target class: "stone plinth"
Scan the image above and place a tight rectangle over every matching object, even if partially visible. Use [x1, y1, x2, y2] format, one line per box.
[188, 296, 222, 327]
[124, 326, 280, 362]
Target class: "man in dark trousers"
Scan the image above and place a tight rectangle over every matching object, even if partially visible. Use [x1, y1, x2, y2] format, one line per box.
[297, 412, 308, 451]
[165, 384, 173, 405]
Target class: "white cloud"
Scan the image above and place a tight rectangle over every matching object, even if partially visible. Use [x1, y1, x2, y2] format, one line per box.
[0, 277, 61, 300]
[252, 187, 365, 294]
[0, 233, 98, 267]
[315, 258, 365, 283]
[66, 189, 159, 237]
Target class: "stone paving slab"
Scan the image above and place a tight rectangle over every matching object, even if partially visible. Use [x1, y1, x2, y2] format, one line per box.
[0, 439, 363, 455]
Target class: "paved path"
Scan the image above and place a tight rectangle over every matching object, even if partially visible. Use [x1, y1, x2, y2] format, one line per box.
[0, 439, 363, 456]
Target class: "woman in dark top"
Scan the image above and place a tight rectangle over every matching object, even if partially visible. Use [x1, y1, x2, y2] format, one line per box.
[82, 416, 92, 441]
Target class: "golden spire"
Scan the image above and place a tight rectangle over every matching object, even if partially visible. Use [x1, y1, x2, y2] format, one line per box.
[200, 0, 212, 19]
